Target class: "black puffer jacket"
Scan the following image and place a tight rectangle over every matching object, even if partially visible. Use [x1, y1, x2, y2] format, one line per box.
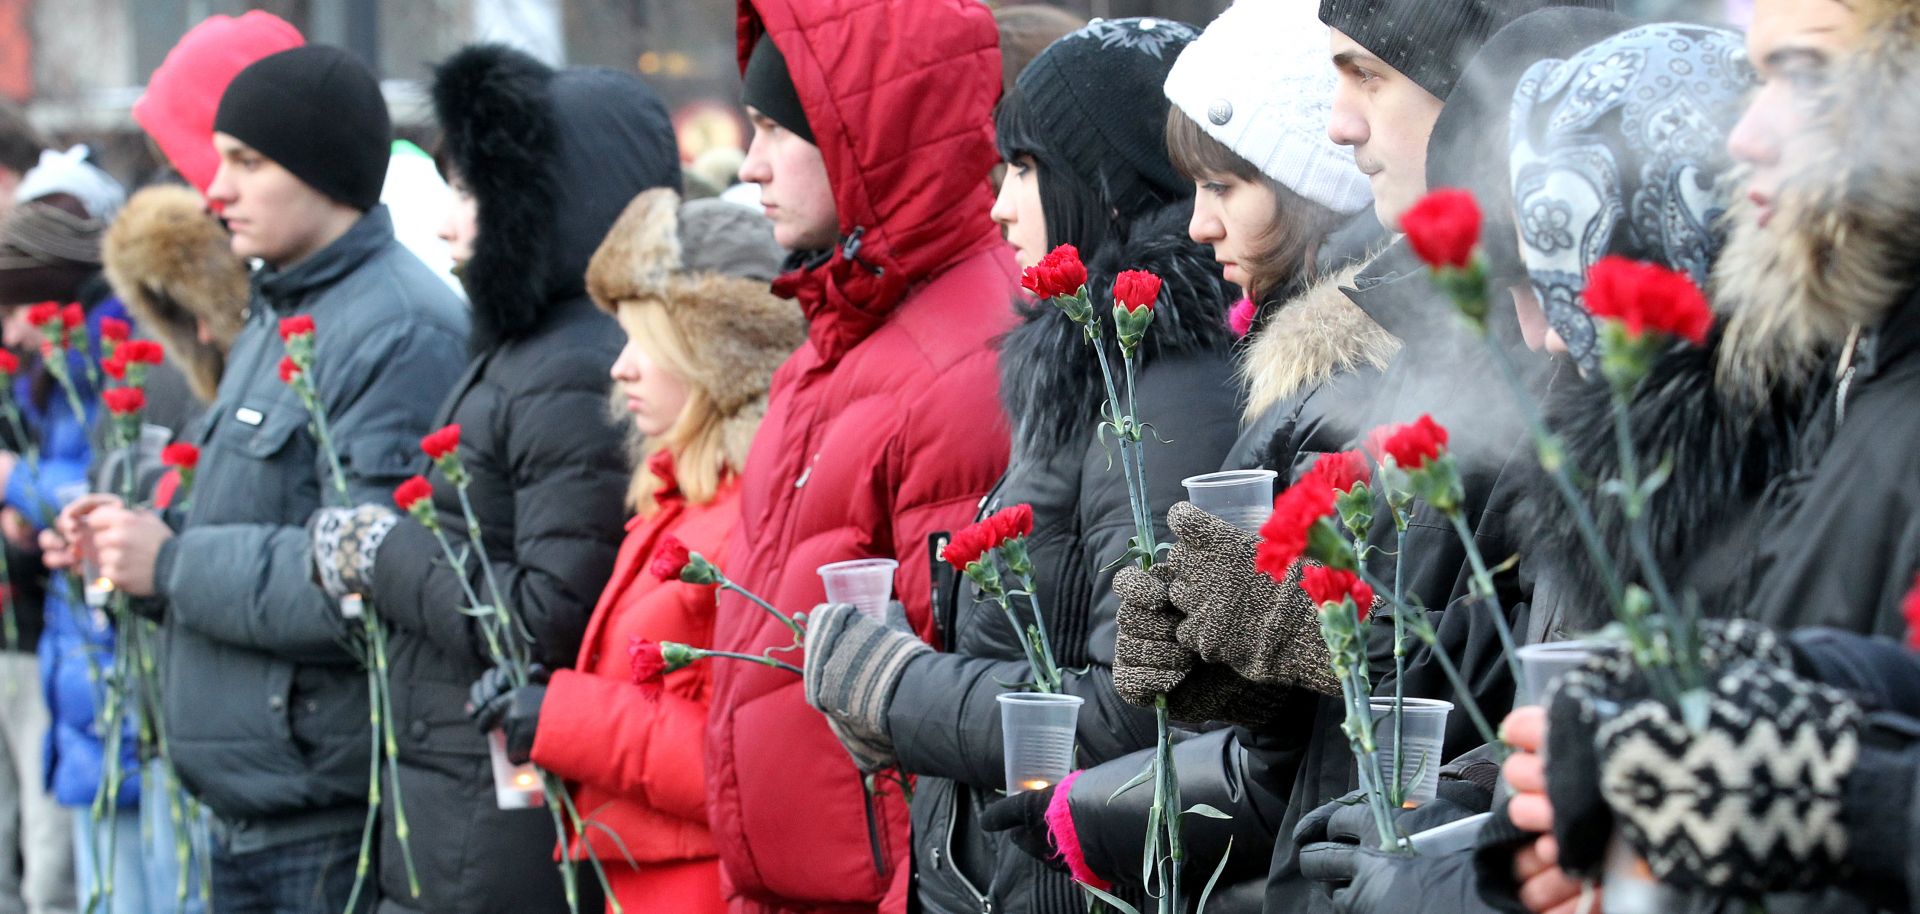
[362, 45, 681, 914]
[888, 205, 1240, 914]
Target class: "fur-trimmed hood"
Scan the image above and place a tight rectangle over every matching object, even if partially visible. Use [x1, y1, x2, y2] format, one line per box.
[1238, 261, 1400, 423]
[101, 185, 247, 402]
[999, 203, 1235, 456]
[586, 188, 805, 476]
[1714, 5, 1920, 406]
[432, 44, 682, 354]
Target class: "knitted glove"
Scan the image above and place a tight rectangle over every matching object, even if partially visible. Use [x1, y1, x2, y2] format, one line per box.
[803, 601, 929, 774]
[468, 665, 550, 765]
[308, 504, 400, 600]
[1161, 502, 1335, 693]
[1112, 562, 1192, 704]
[1545, 620, 1863, 894]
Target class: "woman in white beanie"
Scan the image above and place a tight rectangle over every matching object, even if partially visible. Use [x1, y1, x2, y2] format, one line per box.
[1161, 0, 1400, 475]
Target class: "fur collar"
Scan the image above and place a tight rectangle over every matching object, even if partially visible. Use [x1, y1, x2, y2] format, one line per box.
[998, 204, 1234, 456]
[1519, 331, 1813, 629]
[1714, 9, 1920, 406]
[1238, 261, 1400, 423]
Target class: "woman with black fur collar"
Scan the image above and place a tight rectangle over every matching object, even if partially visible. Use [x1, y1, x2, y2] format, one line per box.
[794, 18, 1240, 914]
[305, 44, 681, 914]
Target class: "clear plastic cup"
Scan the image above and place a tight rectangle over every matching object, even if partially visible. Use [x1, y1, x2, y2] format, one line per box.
[1181, 470, 1280, 533]
[1362, 697, 1452, 806]
[817, 559, 899, 620]
[1515, 641, 1599, 707]
[488, 728, 545, 810]
[998, 692, 1083, 793]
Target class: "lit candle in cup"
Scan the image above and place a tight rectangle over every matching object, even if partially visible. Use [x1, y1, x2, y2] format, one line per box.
[1020, 779, 1052, 792]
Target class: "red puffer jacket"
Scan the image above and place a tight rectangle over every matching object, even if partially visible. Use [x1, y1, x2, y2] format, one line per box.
[706, 2, 1013, 912]
[532, 457, 736, 914]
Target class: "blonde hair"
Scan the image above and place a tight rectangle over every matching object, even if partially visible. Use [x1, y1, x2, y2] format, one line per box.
[616, 298, 740, 514]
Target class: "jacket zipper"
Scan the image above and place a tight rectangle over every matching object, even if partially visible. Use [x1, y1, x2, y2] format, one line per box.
[928, 784, 992, 913]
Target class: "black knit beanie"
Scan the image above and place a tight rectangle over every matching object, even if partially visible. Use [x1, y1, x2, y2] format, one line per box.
[1012, 17, 1199, 219]
[213, 45, 391, 211]
[741, 33, 814, 145]
[1318, 0, 1616, 100]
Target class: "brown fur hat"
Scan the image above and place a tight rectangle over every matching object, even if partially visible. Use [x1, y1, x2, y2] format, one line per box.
[587, 187, 803, 468]
[102, 185, 248, 402]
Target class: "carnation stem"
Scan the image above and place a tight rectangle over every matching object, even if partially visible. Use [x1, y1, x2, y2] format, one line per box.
[691, 648, 803, 676]
[720, 578, 806, 643]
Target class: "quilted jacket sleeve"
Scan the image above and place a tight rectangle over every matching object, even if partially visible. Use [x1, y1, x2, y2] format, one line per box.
[372, 339, 629, 669]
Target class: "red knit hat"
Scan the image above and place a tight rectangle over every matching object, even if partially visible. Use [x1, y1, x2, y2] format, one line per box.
[131, 11, 303, 194]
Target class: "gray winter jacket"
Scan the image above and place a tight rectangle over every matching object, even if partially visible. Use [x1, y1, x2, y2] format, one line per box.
[151, 205, 468, 852]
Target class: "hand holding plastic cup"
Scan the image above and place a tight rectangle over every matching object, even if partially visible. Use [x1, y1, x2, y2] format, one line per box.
[487, 728, 545, 810]
[1181, 469, 1279, 533]
[998, 692, 1083, 793]
[1364, 697, 1452, 806]
[817, 559, 899, 620]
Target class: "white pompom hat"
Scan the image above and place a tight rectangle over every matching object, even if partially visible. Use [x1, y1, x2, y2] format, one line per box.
[1162, 0, 1373, 215]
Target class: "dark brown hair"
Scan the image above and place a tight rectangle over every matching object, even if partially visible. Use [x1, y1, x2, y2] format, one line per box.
[1165, 106, 1343, 304]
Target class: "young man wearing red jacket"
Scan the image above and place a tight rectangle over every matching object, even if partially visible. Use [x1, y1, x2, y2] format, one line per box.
[704, 1, 1016, 911]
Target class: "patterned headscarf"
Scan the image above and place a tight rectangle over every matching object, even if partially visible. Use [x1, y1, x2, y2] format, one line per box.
[1509, 23, 1753, 368]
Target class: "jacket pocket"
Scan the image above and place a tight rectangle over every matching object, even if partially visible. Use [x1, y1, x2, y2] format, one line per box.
[916, 779, 992, 913]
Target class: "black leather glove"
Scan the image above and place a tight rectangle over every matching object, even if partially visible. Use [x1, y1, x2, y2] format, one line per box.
[1295, 776, 1493, 887]
[468, 665, 550, 765]
[1329, 845, 1487, 914]
[979, 785, 1068, 873]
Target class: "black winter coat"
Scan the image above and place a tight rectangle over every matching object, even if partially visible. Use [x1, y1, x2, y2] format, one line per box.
[889, 205, 1240, 914]
[361, 46, 681, 914]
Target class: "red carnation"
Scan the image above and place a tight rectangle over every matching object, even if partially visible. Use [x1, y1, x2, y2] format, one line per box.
[420, 424, 462, 460]
[121, 340, 165, 365]
[1255, 480, 1339, 581]
[24, 303, 59, 328]
[161, 442, 200, 469]
[0, 350, 18, 375]
[278, 315, 316, 341]
[1303, 450, 1371, 495]
[99, 317, 130, 343]
[990, 503, 1035, 543]
[650, 535, 693, 581]
[101, 354, 127, 380]
[102, 387, 145, 415]
[1112, 270, 1162, 313]
[1400, 189, 1482, 270]
[1904, 573, 1920, 651]
[278, 356, 301, 385]
[943, 522, 995, 571]
[392, 475, 433, 511]
[1300, 565, 1374, 622]
[1582, 256, 1713, 347]
[1020, 244, 1089, 300]
[628, 638, 669, 685]
[1368, 415, 1449, 471]
[60, 304, 84, 334]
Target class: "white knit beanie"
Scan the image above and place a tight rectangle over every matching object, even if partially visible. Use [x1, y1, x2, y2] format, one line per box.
[1162, 0, 1372, 215]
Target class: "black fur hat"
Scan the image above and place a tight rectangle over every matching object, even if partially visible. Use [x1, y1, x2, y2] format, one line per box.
[432, 44, 682, 353]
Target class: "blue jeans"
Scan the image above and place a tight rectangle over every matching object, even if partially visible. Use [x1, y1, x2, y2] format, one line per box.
[208, 831, 369, 914]
[139, 761, 206, 914]
[72, 808, 143, 914]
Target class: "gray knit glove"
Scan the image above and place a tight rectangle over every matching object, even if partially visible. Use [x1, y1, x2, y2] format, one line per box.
[1113, 562, 1192, 703]
[1160, 502, 1336, 694]
[803, 601, 930, 774]
[1113, 564, 1296, 724]
[308, 504, 401, 601]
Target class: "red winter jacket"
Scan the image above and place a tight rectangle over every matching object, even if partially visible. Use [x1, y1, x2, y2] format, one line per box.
[707, 2, 1013, 912]
[532, 458, 734, 914]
